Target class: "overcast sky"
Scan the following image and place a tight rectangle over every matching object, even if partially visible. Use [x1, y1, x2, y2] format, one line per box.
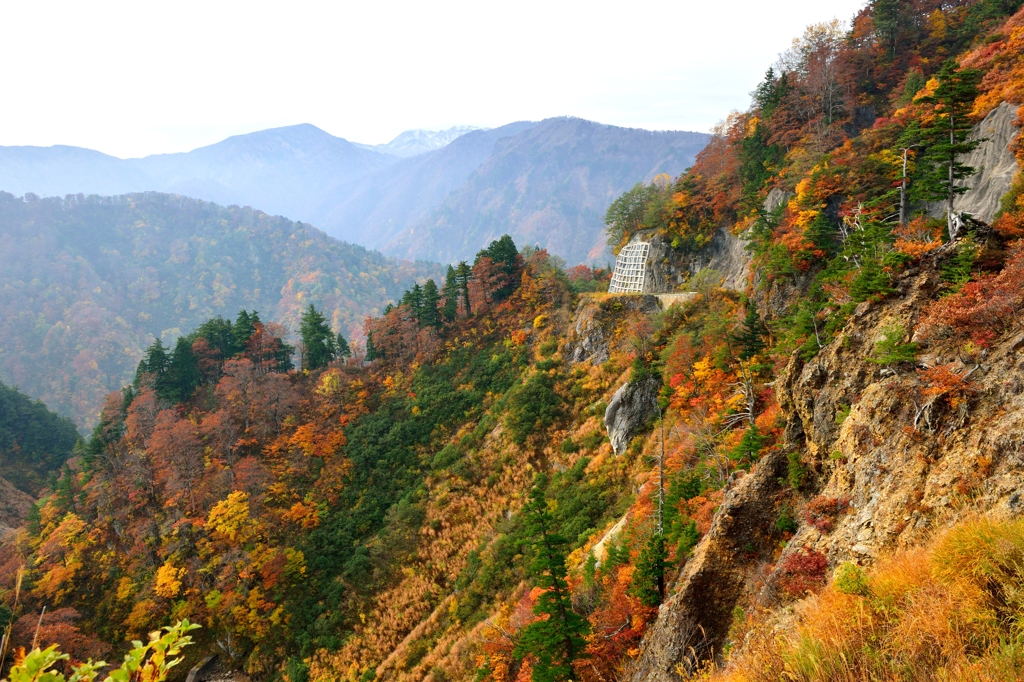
[0, 0, 867, 158]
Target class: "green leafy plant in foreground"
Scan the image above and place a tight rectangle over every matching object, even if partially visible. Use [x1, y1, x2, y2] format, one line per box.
[6, 620, 198, 682]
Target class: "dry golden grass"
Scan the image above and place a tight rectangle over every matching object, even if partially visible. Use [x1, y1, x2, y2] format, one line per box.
[715, 518, 1024, 682]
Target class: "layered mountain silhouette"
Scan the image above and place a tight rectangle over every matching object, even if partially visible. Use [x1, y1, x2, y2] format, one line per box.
[0, 119, 709, 264]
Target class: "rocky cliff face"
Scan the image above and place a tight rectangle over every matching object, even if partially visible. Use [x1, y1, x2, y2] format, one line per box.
[627, 450, 789, 681]
[687, 228, 751, 292]
[564, 294, 660, 366]
[616, 226, 752, 294]
[775, 258, 1024, 569]
[929, 101, 1020, 224]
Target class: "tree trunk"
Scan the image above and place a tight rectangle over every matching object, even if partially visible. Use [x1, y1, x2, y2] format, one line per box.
[947, 115, 958, 240]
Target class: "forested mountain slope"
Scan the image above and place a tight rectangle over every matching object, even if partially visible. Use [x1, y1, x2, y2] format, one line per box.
[6, 1, 1024, 682]
[386, 118, 710, 264]
[0, 380, 79, 496]
[0, 192, 439, 428]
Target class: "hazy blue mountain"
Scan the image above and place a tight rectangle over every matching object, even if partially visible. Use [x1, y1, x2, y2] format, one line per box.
[0, 119, 709, 265]
[315, 122, 538, 247]
[0, 125, 396, 226]
[131, 124, 395, 222]
[383, 118, 710, 264]
[0, 145, 152, 197]
[353, 125, 481, 158]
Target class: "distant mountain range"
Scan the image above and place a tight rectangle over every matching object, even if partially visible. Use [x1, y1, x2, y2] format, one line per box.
[0, 120, 709, 265]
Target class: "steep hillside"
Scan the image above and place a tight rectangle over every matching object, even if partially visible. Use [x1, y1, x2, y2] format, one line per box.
[386, 118, 710, 265]
[7, 3, 1024, 682]
[0, 191, 440, 428]
[0, 380, 79, 495]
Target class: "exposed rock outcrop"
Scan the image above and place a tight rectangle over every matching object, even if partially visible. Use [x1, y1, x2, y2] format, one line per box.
[764, 187, 793, 214]
[775, 261, 1024, 568]
[615, 226, 753, 294]
[565, 294, 660, 365]
[928, 101, 1020, 224]
[627, 450, 789, 681]
[957, 102, 1020, 223]
[688, 227, 751, 292]
[604, 376, 660, 455]
[622, 229, 691, 293]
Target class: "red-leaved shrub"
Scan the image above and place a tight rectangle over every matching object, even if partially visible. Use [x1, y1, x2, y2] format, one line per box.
[778, 548, 829, 597]
[919, 242, 1024, 345]
[802, 496, 851, 533]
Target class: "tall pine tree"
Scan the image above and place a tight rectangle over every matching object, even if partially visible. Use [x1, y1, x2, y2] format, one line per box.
[299, 304, 336, 370]
[629, 533, 668, 607]
[420, 279, 441, 329]
[441, 266, 459, 323]
[515, 476, 590, 682]
[455, 261, 472, 316]
[913, 60, 983, 239]
[335, 333, 352, 359]
[733, 304, 767, 360]
[232, 310, 260, 352]
[163, 336, 201, 403]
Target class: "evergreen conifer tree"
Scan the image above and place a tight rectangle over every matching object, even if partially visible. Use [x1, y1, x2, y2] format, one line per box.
[455, 261, 472, 316]
[734, 305, 767, 360]
[805, 212, 837, 258]
[730, 423, 767, 465]
[232, 310, 260, 352]
[629, 533, 668, 607]
[515, 476, 590, 682]
[299, 304, 336, 370]
[336, 333, 352, 359]
[420, 279, 441, 329]
[913, 60, 983, 239]
[476, 235, 520, 301]
[137, 339, 169, 387]
[365, 331, 378, 361]
[195, 316, 236, 358]
[441, 266, 459, 322]
[163, 336, 202, 403]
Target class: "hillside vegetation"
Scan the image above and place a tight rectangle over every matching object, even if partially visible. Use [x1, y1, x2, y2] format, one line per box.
[3, 0, 1024, 681]
[0, 192, 439, 428]
[0, 381, 79, 496]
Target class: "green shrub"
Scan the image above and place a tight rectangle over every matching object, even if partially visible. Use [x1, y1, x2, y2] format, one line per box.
[504, 373, 563, 445]
[787, 452, 808, 490]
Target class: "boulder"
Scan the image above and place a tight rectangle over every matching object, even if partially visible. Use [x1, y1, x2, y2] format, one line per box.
[604, 376, 660, 455]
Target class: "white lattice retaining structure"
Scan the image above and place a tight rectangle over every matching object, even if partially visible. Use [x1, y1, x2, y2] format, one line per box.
[608, 241, 650, 293]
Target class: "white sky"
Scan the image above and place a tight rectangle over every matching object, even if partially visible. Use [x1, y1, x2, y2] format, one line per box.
[0, 0, 867, 159]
